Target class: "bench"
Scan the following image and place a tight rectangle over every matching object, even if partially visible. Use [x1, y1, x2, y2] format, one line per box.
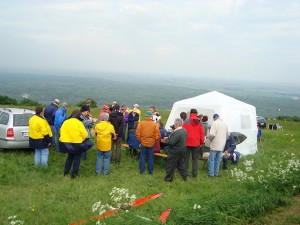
[121, 143, 167, 169]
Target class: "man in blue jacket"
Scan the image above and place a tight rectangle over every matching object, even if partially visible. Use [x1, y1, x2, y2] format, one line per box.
[54, 102, 68, 152]
[44, 99, 59, 146]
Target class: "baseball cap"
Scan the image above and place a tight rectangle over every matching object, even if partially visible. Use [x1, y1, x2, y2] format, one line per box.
[213, 114, 219, 119]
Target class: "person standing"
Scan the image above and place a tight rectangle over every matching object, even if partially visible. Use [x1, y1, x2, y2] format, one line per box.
[208, 114, 229, 177]
[109, 104, 124, 164]
[80, 105, 93, 160]
[161, 118, 189, 182]
[149, 105, 161, 123]
[54, 102, 69, 151]
[44, 99, 59, 146]
[29, 106, 53, 167]
[59, 110, 88, 179]
[94, 113, 116, 175]
[121, 104, 129, 141]
[136, 111, 159, 174]
[182, 109, 205, 178]
[133, 104, 141, 122]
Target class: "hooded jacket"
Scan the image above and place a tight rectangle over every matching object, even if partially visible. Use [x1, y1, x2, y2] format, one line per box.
[94, 121, 116, 151]
[109, 111, 124, 137]
[182, 113, 205, 147]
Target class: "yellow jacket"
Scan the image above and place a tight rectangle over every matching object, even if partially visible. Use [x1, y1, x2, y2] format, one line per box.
[59, 118, 88, 143]
[94, 121, 116, 151]
[29, 115, 53, 139]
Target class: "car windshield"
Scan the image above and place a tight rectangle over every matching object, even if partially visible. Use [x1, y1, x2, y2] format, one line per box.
[13, 114, 34, 126]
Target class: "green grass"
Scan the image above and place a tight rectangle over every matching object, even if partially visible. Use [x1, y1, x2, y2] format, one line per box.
[0, 106, 299, 225]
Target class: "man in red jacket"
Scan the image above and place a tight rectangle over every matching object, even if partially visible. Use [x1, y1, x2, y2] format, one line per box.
[183, 109, 205, 178]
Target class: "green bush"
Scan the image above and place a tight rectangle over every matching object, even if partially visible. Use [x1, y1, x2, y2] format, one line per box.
[18, 98, 39, 106]
[0, 95, 18, 105]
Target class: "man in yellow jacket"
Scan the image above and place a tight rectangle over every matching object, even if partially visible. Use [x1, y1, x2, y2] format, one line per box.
[29, 106, 53, 167]
[136, 111, 159, 174]
[94, 113, 116, 175]
[59, 110, 88, 179]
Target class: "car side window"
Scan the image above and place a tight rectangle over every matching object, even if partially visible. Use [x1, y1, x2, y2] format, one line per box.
[0, 112, 9, 125]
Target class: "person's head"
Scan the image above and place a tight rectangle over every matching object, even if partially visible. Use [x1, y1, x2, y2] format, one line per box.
[198, 114, 203, 119]
[101, 112, 109, 121]
[113, 104, 120, 111]
[85, 99, 91, 106]
[103, 105, 110, 112]
[174, 118, 183, 128]
[71, 109, 81, 119]
[213, 113, 219, 120]
[80, 105, 90, 117]
[132, 108, 137, 114]
[112, 101, 117, 106]
[35, 106, 43, 115]
[61, 102, 69, 109]
[149, 105, 156, 112]
[53, 99, 60, 106]
[180, 112, 187, 120]
[190, 108, 198, 114]
[202, 115, 208, 122]
[121, 104, 126, 113]
[145, 111, 152, 118]
[133, 103, 139, 108]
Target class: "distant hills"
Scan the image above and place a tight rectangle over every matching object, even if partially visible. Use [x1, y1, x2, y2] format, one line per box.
[0, 71, 299, 118]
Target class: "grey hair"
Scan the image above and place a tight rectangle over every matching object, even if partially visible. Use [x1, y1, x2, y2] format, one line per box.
[101, 113, 109, 121]
[174, 118, 183, 127]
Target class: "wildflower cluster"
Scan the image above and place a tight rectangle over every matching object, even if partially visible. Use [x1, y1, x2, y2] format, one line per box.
[231, 153, 300, 190]
[8, 215, 24, 225]
[109, 187, 136, 207]
[231, 159, 255, 182]
[92, 187, 137, 225]
[193, 204, 202, 210]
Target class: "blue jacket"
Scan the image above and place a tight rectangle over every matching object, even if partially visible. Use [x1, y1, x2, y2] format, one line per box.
[54, 107, 67, 131]
[44, 103, 58, 125]
[128, 128, 140, 149]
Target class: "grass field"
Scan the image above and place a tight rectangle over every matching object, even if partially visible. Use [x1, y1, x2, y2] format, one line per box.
[0, 106, 299, 225]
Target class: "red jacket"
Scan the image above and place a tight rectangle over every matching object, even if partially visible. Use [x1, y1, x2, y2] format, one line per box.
[183, 113, 205, 147]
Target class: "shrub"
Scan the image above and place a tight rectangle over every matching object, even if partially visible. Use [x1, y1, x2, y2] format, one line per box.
[0, 95, 18, 105]
[18, 98, 39, 106]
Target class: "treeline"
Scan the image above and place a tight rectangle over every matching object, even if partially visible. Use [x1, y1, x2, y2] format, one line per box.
[277, 116, 300, 122]
[0, 95, 98, 108]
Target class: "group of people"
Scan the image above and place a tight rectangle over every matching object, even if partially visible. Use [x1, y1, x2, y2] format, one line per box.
[28, 98, 239, 181]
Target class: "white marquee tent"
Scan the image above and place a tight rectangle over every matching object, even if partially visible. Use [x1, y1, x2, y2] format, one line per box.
[165, 91, 258, 155]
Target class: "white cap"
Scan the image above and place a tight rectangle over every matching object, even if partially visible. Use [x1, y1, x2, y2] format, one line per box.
[134, 103, 139, 107]
[54, 99, 60, 104]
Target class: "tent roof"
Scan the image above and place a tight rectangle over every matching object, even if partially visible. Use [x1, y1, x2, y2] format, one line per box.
[174, 91, 254, 110]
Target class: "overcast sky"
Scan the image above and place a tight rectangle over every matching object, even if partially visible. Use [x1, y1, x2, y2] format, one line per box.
[0, 0, 299, 84]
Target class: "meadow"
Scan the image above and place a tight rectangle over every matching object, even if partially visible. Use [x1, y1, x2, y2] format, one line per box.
[0, 107, 299, 225]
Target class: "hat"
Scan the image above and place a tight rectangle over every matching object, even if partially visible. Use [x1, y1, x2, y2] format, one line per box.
[145, 111, 152, 117]
[213, 114, 219, 119]
[61, 102, 68, 107]
[80, 105, 90, 112]
[134, 103, 139, 107]
[54, 99, 60, 104]
[103, 105, 109, 110]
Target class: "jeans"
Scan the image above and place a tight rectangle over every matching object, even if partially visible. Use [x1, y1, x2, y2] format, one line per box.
[64, 153, 82, 178]
[208, 150, 222, 176]
[139, 145, 154, 174]
[55, 129, 61, 152]
[96, 150, 112, 175]
[34, 148, 49, 166]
